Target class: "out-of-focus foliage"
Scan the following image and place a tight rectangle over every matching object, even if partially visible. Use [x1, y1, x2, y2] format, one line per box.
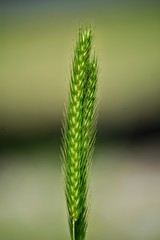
[1, 6, 160, 133]
[0, 2, 160, 240]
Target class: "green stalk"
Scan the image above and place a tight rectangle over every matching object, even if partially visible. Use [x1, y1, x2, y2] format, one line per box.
[61, 27, 98, 240]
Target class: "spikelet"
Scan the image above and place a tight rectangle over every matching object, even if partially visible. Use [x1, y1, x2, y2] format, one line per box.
[61, 27, 98, 240]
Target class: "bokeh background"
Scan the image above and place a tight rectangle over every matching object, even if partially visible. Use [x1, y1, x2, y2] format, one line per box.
[1, 1, 160, 239]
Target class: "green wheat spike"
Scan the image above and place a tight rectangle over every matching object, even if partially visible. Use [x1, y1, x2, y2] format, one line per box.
[61, 27, 98, 240]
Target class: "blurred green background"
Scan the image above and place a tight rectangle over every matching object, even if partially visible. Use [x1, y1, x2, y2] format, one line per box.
[0, 1, 160, 239]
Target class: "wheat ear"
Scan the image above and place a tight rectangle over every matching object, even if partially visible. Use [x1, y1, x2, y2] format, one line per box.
[61, 27, 98, 240]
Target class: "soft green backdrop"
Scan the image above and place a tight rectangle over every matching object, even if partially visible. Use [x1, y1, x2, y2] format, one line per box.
[0, 2, 160, 239]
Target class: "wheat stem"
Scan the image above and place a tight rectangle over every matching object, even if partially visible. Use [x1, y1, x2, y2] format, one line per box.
[72, 220, 75, 240]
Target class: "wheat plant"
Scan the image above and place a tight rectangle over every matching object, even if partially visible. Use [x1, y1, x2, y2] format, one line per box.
[61, 27, 98, 240]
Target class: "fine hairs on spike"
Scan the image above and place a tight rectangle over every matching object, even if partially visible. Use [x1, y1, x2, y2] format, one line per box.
[61, 26, 98, 240]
